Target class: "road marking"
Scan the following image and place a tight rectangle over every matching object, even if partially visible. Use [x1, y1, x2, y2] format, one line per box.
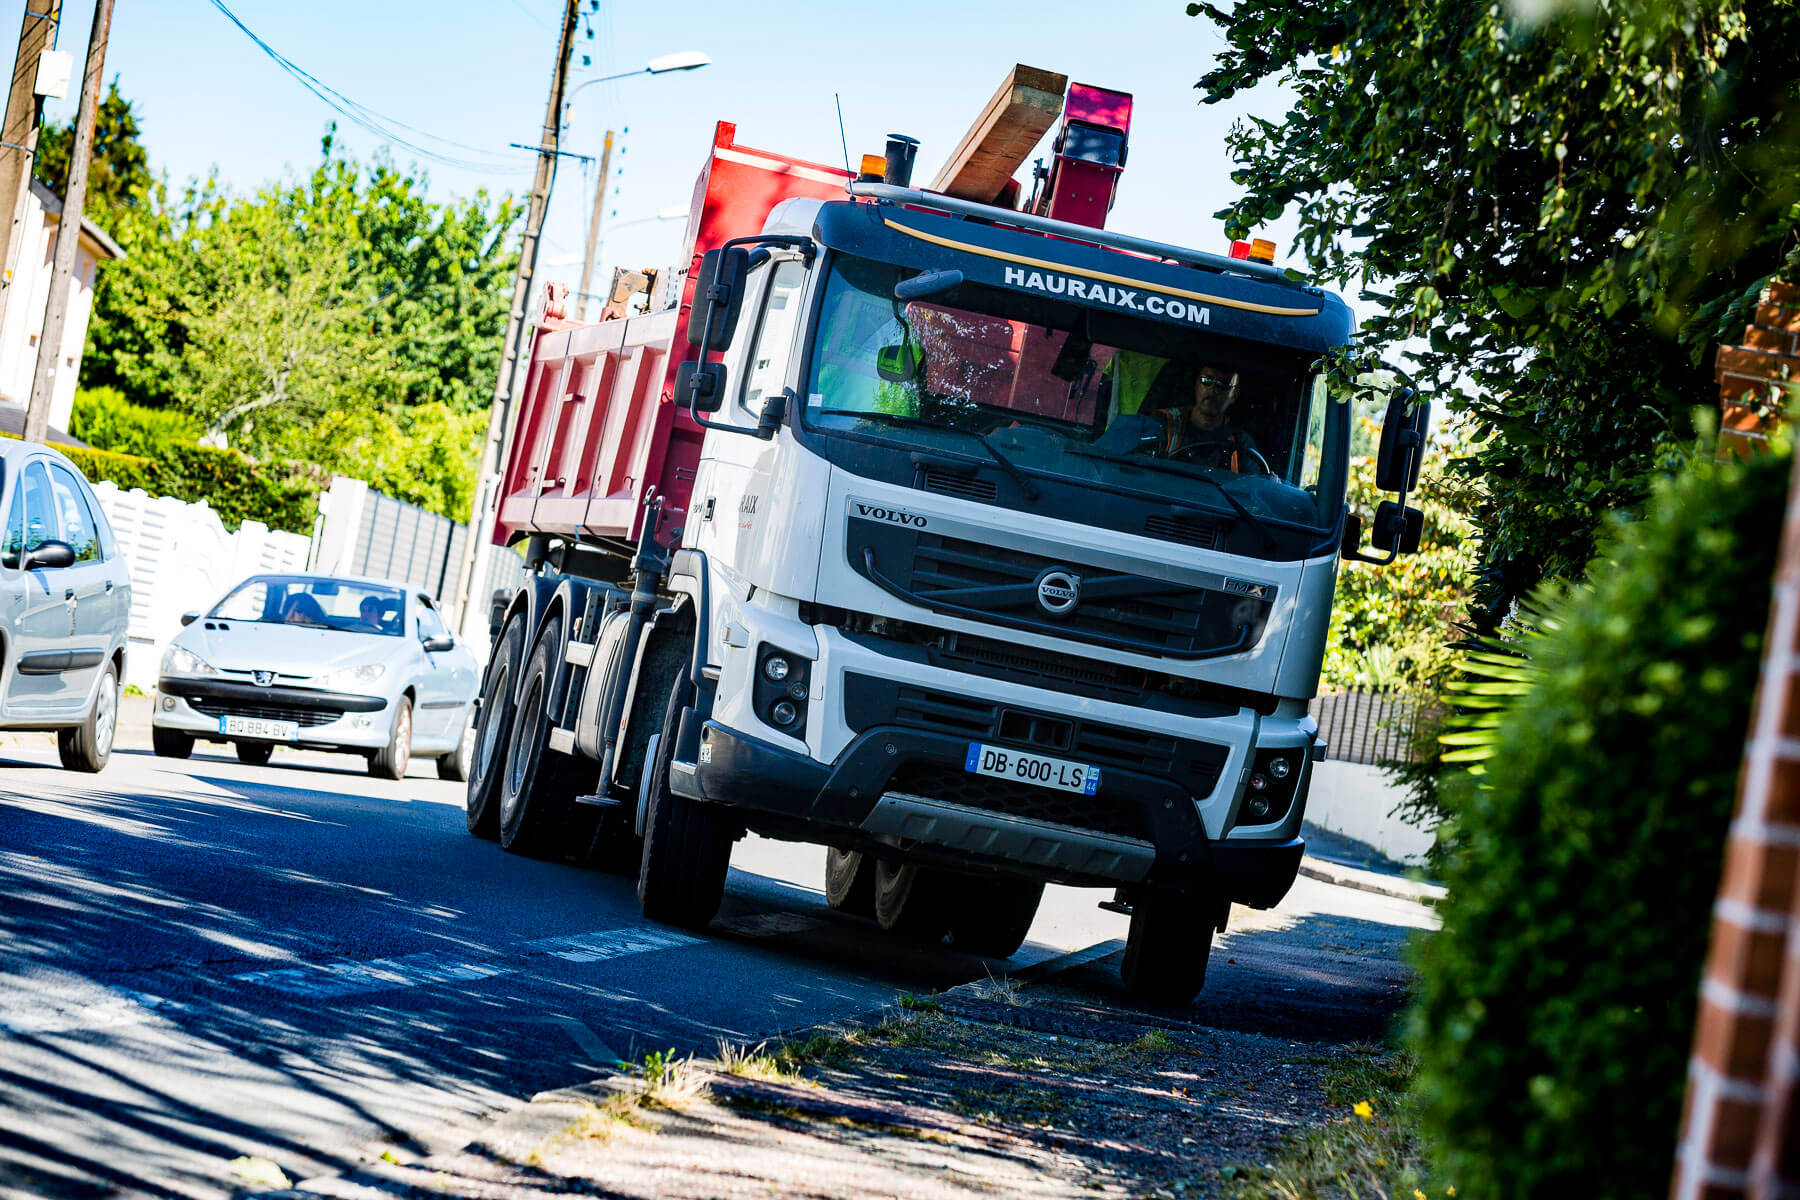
[537, 1015, 621, 1066]
[233, 926, 702, 999]
[0, 980, 189, 1037]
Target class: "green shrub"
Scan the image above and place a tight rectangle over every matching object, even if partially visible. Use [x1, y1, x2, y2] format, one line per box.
[1409, 446, 1792, 1197]
[67, 386, 201, 457]
[5, 433, 321, 535]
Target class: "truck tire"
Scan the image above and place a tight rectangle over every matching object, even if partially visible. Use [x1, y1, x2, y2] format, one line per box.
[872, 860, 952, 941]
[236, 742, 274, 767]
[152, 727, 194, 759]
[947, 877, 1044, 958]
[586, 634, 688, 874]
[824, 848, 876, 916]
[56, 663, 118, 773]
[637, 661, 733, 929]
[498, 614, 595, 858]
[1120, 890, 1215, 1006]
[466, 613, 526, 839]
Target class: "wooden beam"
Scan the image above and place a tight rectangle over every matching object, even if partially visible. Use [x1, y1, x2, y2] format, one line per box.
[929, 64, 1067, 204]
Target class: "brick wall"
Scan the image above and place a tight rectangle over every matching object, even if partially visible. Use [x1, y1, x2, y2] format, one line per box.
[1717, 280, 1800, 459]
[1670, 374, 1800, 1196]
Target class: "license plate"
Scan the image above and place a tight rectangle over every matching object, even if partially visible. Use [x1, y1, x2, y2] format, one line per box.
[220, 715, 298, 742]
[964, 742, 1101, 795]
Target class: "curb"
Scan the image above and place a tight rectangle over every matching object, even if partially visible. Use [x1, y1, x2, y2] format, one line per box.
[1298, 855, 1444, 904]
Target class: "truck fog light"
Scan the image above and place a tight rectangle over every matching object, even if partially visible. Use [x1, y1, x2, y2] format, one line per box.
[1268, 756, 1292, 780]
[763, 656, 791, 682]
[1245, 794, 1272, 821]
[1250, 772, 1268, 792]
[771, 700, 798, 727]
[788, 680, 807, 700]
[160, 695, 175, 711]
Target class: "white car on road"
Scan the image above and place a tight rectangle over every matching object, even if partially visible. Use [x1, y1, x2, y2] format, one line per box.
[152, 573, 479, 778]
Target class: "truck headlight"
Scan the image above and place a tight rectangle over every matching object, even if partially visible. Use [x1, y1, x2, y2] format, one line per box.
[161, 646, 216, 677]
[756, 644, 810, 739]
[763, 655, 791, 682]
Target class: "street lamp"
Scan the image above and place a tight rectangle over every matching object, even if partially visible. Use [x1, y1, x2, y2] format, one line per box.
[564, 51, 712, 109]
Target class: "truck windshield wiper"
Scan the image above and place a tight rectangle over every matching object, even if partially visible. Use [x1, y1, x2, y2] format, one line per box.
[1068, 449, 1273, 548]
[820, 409, 1041, 501]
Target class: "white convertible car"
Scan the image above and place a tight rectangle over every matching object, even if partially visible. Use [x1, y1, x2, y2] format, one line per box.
[152, 573, 479, 779]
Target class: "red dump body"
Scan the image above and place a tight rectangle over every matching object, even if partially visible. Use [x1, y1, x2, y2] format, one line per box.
[493, 122, 851, 546]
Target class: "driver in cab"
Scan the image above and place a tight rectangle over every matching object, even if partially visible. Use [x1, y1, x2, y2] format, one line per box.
[1147, 362, 1260, 471]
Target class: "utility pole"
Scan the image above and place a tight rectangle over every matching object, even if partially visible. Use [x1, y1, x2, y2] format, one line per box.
[0, 3, 61, 307]
[24, 0, 105, 445]
[451, 0, 581, 631]
[574, 129, 614, 322]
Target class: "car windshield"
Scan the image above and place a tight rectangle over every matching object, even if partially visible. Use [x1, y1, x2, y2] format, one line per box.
[211, 577, 406, 636]
[803, 253, 1343, 529]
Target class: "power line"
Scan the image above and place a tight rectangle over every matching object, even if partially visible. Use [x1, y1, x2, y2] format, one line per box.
[201, 0, 527, 173]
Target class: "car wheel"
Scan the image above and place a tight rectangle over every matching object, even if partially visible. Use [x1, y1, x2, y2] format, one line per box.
[824, 848, 876, 917]
[1120, 890, 1216, 1006]
[437, 704, 476, 782]
[236, 742, 274, 767]
[152, 727, 194, 759]
[369, 696, 413, 780]
[872, 859, 952, 942]
[947, 877, 1044, 958]
[637, 656, 734, 929]
[57, 663, 118, 773]
[466, 614, 526, 839]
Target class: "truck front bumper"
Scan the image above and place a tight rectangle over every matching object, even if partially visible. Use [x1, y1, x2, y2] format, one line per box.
[677, 715, 1304, 907]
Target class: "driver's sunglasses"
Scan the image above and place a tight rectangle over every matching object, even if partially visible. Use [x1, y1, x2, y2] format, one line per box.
[1197, 374, 1232, 388]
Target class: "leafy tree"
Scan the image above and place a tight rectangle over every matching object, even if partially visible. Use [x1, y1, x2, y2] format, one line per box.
[33, 80, 151, 216]
[1191, 0, 1800, 624]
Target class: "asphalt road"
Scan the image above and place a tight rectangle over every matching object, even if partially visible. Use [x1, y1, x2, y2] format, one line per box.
[0, 703, 1433, 1200]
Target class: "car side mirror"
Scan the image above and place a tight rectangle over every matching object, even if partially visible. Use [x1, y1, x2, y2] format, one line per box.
[675, 360, 729, 413]
[1375, 388, 1430, 493]
[23, 539, 74, 570]
[422, 635, 455, 654]
[685, 246, 750, 352]
[180, 610, 201, 627]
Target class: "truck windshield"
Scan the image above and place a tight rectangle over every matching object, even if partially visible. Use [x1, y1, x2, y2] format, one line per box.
[803, 253, 1342, 531]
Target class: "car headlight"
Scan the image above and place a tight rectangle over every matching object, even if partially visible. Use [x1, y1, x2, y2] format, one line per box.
[317, 662, 387, 690]
[161, 646, 216, 677]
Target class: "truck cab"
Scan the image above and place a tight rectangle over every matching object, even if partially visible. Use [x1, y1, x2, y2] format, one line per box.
[465, 101, 1424, 1006]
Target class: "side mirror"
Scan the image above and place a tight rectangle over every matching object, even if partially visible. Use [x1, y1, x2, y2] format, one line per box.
[422, 635, 455, 654]
[1375, 388, 1430, 493]
[1373, 501, 1423, 555]
[674, 360, 729, 413]
[23, 539, 75, 570]
[180, 610, 201, 627]
[685, 246, 750, 352]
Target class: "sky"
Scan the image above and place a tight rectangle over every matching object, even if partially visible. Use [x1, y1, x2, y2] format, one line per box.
[31, 0, 1308, 312]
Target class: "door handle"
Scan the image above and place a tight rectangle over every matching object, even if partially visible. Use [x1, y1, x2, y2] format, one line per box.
[104, 579, 115, 592]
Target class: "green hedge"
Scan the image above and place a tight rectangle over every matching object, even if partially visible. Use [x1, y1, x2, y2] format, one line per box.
[1409, 446, 1792, 1197]
[5, 433, 321, 534]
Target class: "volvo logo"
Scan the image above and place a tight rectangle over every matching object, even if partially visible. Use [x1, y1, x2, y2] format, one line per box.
[1035, 569, 1081, 617]
[253, 671, 276, 686]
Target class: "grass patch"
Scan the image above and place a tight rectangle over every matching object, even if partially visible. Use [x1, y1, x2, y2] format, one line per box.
[1222, 1048, 1447, 1200]
[897, 992, 945, 1014]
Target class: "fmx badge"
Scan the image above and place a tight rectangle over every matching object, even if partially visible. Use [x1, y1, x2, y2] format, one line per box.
[1221, 577, 1271, 599]
[852, 501, 928, 529]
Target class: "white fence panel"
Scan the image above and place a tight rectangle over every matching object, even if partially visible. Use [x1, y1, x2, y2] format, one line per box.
[89, 482, 311, 690]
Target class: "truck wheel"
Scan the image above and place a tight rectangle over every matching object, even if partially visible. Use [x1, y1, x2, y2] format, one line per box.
[236, 742, 274, 767]
[56, 663, 118, 773]
[872, 860, 951, 941]
[369, 696, 414, 780]
[152, 727, 194, 759]
[466, 613, 526, 839]
[637, 662, 733, 929]
[498, 614, 592, 857]
[947, 878, 1044, 958]
[824, 848, 876, 916]
[1120, 890, 1215, 1006]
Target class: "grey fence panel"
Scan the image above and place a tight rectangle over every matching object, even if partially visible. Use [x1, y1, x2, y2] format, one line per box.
[1308, 689, 1425, 765]
[345, 489, 468, 604]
